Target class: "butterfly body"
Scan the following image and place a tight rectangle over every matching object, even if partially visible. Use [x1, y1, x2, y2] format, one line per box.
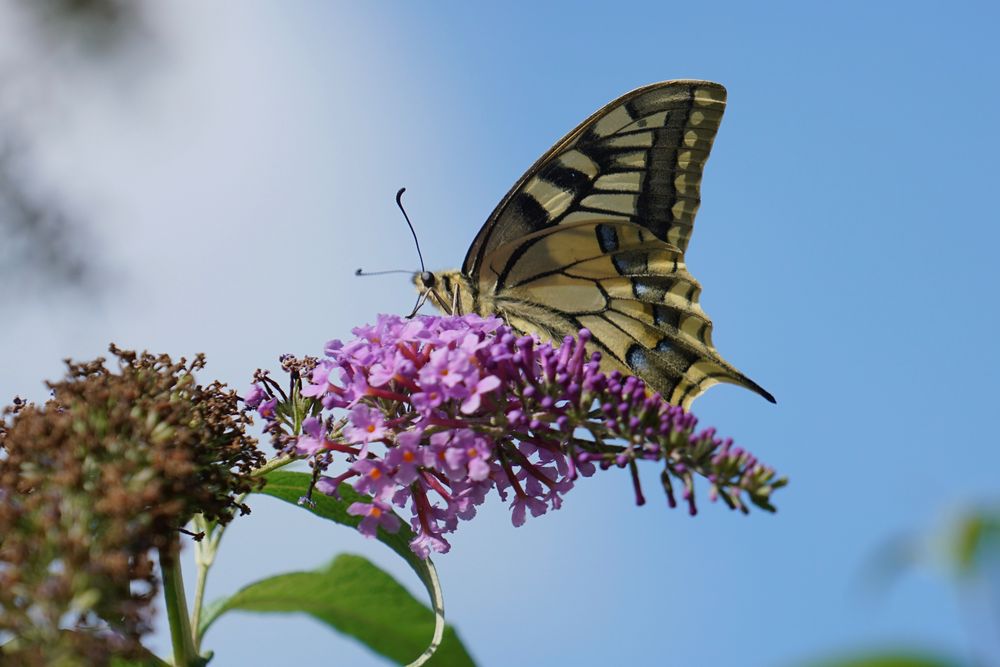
[416, 80, 774, 408]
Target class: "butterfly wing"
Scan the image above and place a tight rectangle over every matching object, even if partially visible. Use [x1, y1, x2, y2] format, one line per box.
[477, 220, 773, 408]
[464, 80, 727, 276]
[461, 79, 773, 407]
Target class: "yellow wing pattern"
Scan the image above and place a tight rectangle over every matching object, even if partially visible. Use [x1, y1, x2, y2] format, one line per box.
[479, 220, 773, 407]
[464, 80, 726, 275]
[438, 80, 772, 407]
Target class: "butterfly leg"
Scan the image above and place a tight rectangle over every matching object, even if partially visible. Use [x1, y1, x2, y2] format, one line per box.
[493, 305, 517, 331]
[408, 289, 432, 318]
[451, 282, 461, 315]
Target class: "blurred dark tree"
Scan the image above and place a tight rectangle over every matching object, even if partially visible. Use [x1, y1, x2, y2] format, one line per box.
[19, 0, 143, 56]
[0, 141, 89, 291]
[0, 0, 149, 298]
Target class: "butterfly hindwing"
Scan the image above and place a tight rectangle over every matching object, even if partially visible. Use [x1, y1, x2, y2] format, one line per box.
[476, 219, 772, 407]
[463, 80, 727, 276]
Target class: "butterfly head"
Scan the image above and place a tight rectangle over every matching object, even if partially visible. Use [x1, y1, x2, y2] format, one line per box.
[413, 270, 474, 316]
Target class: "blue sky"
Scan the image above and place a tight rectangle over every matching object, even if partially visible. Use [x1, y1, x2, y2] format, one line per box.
[2, 2, 999, 665]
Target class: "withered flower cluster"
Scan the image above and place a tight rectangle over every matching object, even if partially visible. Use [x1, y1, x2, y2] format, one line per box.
[0, 345, 263, 666]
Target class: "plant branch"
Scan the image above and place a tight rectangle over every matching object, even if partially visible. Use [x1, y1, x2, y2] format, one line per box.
[159, 535, 200, 666]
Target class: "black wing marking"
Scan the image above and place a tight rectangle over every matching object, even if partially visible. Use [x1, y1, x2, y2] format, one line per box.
[480, 220, 773, 407]
[463, 80, 727, 276]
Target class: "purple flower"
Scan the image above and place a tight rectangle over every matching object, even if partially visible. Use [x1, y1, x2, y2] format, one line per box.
[367, 362, 393, 387]
[301, 363, 349, 409]
[350, 459, 391, 498]
[511, 494, 548, 527]
[348, 499, 401, 538]
[460, 374, 501, 414]
[301, 365, 332, 398]
[384, 429, 430, 485]
[440, 430, 493, 482]
[258, 398, 277, 421]
[257, 313, 784, 557]
[344, 404, 386, 454]
[410, 388, 445, 415]
[295, 417, 327, 456]
[244, 384, 265, 409]
[419, 347, 470, 392]
[410, 531, 451, 559]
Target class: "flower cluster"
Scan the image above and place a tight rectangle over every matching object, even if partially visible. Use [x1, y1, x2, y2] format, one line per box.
[249, 314, 784, 558]
[0, 345, 264, 665]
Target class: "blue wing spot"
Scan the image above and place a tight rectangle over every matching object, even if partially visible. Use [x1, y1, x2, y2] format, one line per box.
[626, 344, 654, 376]
[632, 276, 668, 301]
[652, 305, 680, 328]
[596, 224, 619, 252]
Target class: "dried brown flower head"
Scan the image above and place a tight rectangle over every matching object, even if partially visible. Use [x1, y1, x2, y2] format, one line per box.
[0, 345, 264, 664]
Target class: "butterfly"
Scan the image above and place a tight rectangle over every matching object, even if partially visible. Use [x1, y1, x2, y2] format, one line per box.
[414, 80, 774, 409]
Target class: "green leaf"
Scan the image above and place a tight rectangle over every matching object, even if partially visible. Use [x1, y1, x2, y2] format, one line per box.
[255, 470, 425, 581]
[799, 652, 964, 667]
[199, 470, 467, 666]
[867, 507, 1000, 587]
[948, 510, 1000, 576]
[199, 554, 475, 666]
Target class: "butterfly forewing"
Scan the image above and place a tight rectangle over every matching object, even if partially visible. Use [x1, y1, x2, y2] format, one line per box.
[463, 80, 727, 276]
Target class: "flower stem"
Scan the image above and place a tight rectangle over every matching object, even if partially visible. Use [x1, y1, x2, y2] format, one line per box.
[159, 535, 200, 666]
[252, 452, 296, 478]
[191, 558, 209, 651]
[190, 515, 222, 653]
[185, 453, 297, 652]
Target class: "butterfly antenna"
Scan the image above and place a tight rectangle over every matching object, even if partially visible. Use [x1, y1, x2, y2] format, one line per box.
[355, 189, 432, 317]
[354, 268, 413, 277]
[396, 187, 426, 274]
[395, 187, 434, 317]
[354, 189, 427, 279]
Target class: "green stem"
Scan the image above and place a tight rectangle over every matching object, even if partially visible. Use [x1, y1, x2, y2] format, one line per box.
[188, 452, 299, 649]
[191, 559, 208, 651]
[190, 519, 217, 653]
[160, 536, 199, 666]
[252, 452, 297, 478]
